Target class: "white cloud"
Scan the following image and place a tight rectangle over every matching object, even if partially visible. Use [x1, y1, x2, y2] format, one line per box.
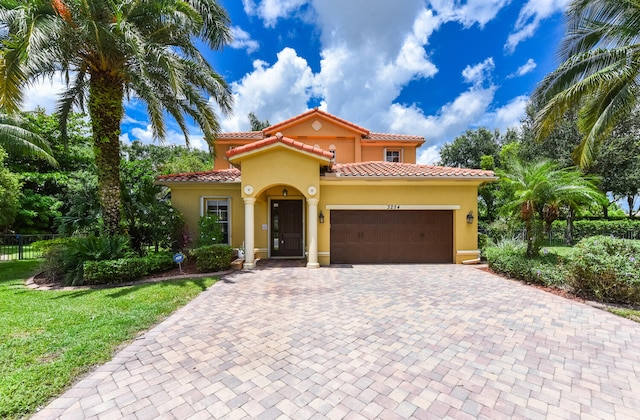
[429, 0, 510, 28]
[492, 95, 529, 131]
[217, 0, 531, 165]
[22, 77, 66, 113]
[243, 0, 309, 27]
[216, 47, 315, 132]
[418, 145, 440, 165]
[508, 58, 537, 78]
[505, 0, 570, 53]
[462, 58, 495, 86]
[122, 124, 209, 151]
[230, 26, 260, 54]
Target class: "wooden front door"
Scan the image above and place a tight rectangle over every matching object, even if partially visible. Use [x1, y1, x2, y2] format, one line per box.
[271, 200, 303, 257]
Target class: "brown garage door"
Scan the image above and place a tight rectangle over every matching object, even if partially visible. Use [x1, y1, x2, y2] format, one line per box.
[330, 210, 453, 264]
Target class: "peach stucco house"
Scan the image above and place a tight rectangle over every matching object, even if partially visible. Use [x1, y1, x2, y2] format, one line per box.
[157, 109, 496, 268]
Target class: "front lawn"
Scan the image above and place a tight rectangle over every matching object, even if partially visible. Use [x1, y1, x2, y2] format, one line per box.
[0, 260, 217, 419]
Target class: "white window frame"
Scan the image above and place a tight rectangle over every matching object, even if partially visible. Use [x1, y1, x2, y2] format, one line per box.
[200, 196, 232, 245]
[384, 148, 402, 162]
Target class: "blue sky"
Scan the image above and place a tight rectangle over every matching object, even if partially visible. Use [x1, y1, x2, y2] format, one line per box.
[23, 0, 571, 164]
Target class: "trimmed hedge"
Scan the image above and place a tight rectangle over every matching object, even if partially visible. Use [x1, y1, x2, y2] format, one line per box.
[82, 253, 175, 285]
[551, 219, 640, 241]
[569, 236, 640, 303]
[485, 247, 568, 287]
[190, 244, 234, 272]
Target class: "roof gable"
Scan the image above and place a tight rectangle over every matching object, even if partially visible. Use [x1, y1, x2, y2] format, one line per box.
[226, 133, 334, 162]
[263, 108, 369, 136]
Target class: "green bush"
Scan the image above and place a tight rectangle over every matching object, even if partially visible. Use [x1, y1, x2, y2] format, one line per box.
[197, 214, 225, 246]
[83, 258, 147, 284]
[478, 233, 489, 252]
[568, 236, 640, 303]
[551, 219, 640, 242]
[82, 252, 176, 285]
[191, 244, 233, 272]
[32, 237, 80, 283]
[60, 235, 132, 286]
[141, 252, 175, 273]
[485, 246, 568, 287]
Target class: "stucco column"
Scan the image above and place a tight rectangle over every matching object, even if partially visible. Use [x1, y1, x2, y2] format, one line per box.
[243, 197, 256, 270]
[307, 198, 320, 268]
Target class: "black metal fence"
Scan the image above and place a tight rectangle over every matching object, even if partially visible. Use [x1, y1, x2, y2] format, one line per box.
[0, 234, 61, 261]
[485, 228, 640, 247]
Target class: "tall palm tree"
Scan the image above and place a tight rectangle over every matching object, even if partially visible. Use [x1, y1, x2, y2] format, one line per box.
[0, 113, 57, 166]
[0, 0, 233, 235]
[532, 0, 640, 168]
[500, 159, 605, 256]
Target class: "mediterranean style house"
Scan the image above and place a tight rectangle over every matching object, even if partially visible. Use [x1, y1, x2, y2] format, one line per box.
[157, 109, 496, 268]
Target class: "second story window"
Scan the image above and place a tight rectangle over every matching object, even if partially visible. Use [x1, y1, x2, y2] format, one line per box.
[385, 149, 401, 162]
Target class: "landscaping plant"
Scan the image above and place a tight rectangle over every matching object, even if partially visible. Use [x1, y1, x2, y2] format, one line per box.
[569, 236, 640, 303]
[191, 244, 234, 272]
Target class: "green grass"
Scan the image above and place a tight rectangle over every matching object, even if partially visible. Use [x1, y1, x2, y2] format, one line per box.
[608, 307, 640, 323]
[0, 260, 216, 419]
[0, 244, 38, 260]
[544, 245, 574, 257]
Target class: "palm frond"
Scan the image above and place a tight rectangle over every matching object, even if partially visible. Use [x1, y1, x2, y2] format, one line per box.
[0, 113, 58, 166]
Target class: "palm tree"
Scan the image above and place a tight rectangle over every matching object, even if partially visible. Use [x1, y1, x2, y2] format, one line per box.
[0, 113, 57, 166]
[500, 159, 605, 256]
[0, 0, 233, 235]
[532, 0, 640, 168]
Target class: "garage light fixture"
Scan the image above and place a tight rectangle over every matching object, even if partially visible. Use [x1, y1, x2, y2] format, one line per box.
[319, 211, 325, 223]
[282, 188, 288, 197]
[466, 211, 474, 224]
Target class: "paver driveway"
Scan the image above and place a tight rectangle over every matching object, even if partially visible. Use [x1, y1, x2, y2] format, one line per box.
[33, 265, 640, 419]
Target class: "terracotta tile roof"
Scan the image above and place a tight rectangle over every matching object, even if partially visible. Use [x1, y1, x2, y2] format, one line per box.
[264, 108, 369, 135]
[330, 162, 495, 179]
[366, 133, 425, 142]
[157, 168, 241, 183]
[216, 131, 264, 140]
[226, 134, 334, 160]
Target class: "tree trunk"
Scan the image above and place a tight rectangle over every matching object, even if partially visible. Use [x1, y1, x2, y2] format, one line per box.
[565, 207, 575, 245]
[89, 72, 125, 236]
[628, 195, 635, 218]
[525, 218, 534, 257]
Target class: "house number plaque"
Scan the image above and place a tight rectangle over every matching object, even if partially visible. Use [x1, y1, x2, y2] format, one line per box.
[387, 205, 401, 210]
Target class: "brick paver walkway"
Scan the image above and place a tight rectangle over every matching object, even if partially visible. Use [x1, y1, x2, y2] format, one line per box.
[33, 265, 640, 419]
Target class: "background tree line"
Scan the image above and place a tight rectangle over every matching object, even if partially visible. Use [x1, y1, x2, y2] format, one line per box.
[439, 105, 640, 221]
[0, 108, 213, 253]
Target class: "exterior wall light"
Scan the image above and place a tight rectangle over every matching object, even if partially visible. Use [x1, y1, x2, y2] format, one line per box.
[319, 211, 325, 223]
[466, 211, 474, 224]
[282, 188, 288, 197]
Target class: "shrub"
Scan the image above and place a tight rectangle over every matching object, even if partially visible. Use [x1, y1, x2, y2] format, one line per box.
[197, 214, 225, 246]
[478, 233, 489, 252]
[32, 237, 80, 283]
[191, 244, 233, 272]
[83, 258, 147, 284]
[82, 252, 176, 285]
[485, 246, 568, 287]
[551, 219, 640, 242]
[568, 236, 640, 303]
[141, 252, 175, 273]
[61, 235, 132, 286]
